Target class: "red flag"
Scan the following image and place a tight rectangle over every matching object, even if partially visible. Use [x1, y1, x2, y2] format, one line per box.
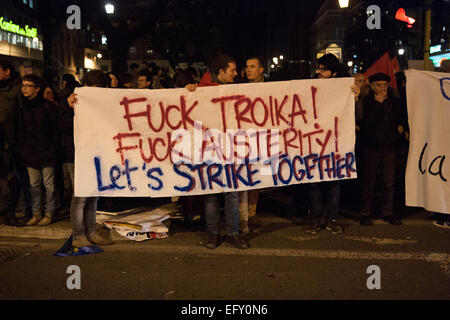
[364, 52, 398, 90]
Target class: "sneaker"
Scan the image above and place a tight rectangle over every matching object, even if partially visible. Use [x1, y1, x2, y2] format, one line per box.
[360, 216, 372, 226]
[305, 220, 321, 234]
[228, 235, 250, 250]
[206, 234, 220, 249]
[240, 221, 249, 234]
[383, 215, 402, 225]
[37, 215, 52, 226]
[326, 219, 344, 234]
[26, 214, 42, 226]
[433, 219, 450, 229]
[72, 235, 92, 248]
[87, 232, 114, 246]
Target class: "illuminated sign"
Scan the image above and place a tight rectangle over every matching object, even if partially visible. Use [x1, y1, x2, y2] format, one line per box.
[430, 45, 442, 54]
[429, 53, 450, 67]
[395, 8, 415, 28]
[0, 17, 38, 38]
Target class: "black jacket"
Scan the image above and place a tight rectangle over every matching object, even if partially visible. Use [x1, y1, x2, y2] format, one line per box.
[15, 95, 58, 169]
[360, 88, 405, 150]
[57, 99, 74, 163]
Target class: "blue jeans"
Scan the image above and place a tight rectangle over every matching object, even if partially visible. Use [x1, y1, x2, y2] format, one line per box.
[205, 192, 239, 236]
[27, 166, 56, 216]
[70, 197, 98, 238]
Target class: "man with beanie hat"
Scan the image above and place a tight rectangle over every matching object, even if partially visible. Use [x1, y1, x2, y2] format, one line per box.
[359, 72, 406, 226]
[304, 53, 360, 235]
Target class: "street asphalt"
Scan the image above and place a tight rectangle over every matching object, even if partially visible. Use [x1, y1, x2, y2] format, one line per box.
[0, 207, 449, 301]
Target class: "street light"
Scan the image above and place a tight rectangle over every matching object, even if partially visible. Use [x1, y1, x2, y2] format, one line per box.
[279, 55, 284, 60]
[97, 53, 102, 59]
[273, 57, 279, 65]
[398, 48, 405, 55]
[347, 61, 353, 67]
[105, 3, 115, 14]
[338, 0, 349, 8]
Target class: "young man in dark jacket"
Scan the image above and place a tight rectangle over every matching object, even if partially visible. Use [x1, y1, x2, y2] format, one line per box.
[16, 74, 58, 226]
[359, 72, 405, 226]
[305, 54, 360, 235]
[186, 54, 249, 250]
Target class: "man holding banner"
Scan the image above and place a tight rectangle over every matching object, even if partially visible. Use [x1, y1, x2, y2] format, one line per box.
[187, 54, 250, 250]
[68, 70, 114, 247]
[238, 56, 266, 234]
[305, 54, 360, 235]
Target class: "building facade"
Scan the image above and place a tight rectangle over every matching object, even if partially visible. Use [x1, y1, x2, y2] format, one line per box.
[0, 0, 43, 75]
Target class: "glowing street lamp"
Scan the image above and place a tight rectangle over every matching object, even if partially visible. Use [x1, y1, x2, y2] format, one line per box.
[105, 3, 115, 14]
[338, 0, 349, 8]
[273, 57, 279, 65]
[347, 61, 353, 67]
[279, 55, 284, 60]
[398, 48, 405, 55]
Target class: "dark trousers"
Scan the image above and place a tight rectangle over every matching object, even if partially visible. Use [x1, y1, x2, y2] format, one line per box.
[0, 150, 31, 216]
[308, 181, 340, 221]
[360, 147, 396, 218]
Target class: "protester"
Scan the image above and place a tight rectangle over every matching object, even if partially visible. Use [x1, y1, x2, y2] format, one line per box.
[137, 70, 153, 89]
[238, 56, 266, 234]
[66, 70, 114, 247]
[0, 60, 32, 226]
[15, 74, 58, 226]
[186, 54, 249, 250]
[59, 74, 80, 100]
[107, 72, 120, 88]
[304, 54, 360, 235]
[359, 72, 405, 226]
[119, 73, 135, 88]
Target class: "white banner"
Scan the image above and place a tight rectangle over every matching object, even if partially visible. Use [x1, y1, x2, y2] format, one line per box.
[405, 69, 450, 214]
[74, 79, 356, 197]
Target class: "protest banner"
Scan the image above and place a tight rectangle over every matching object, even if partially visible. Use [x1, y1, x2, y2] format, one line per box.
[74, 78, 357, 197]
[405, 69, 450, 214]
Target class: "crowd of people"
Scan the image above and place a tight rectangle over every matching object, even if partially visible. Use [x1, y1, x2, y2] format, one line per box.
[0, 53, 448, 250]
